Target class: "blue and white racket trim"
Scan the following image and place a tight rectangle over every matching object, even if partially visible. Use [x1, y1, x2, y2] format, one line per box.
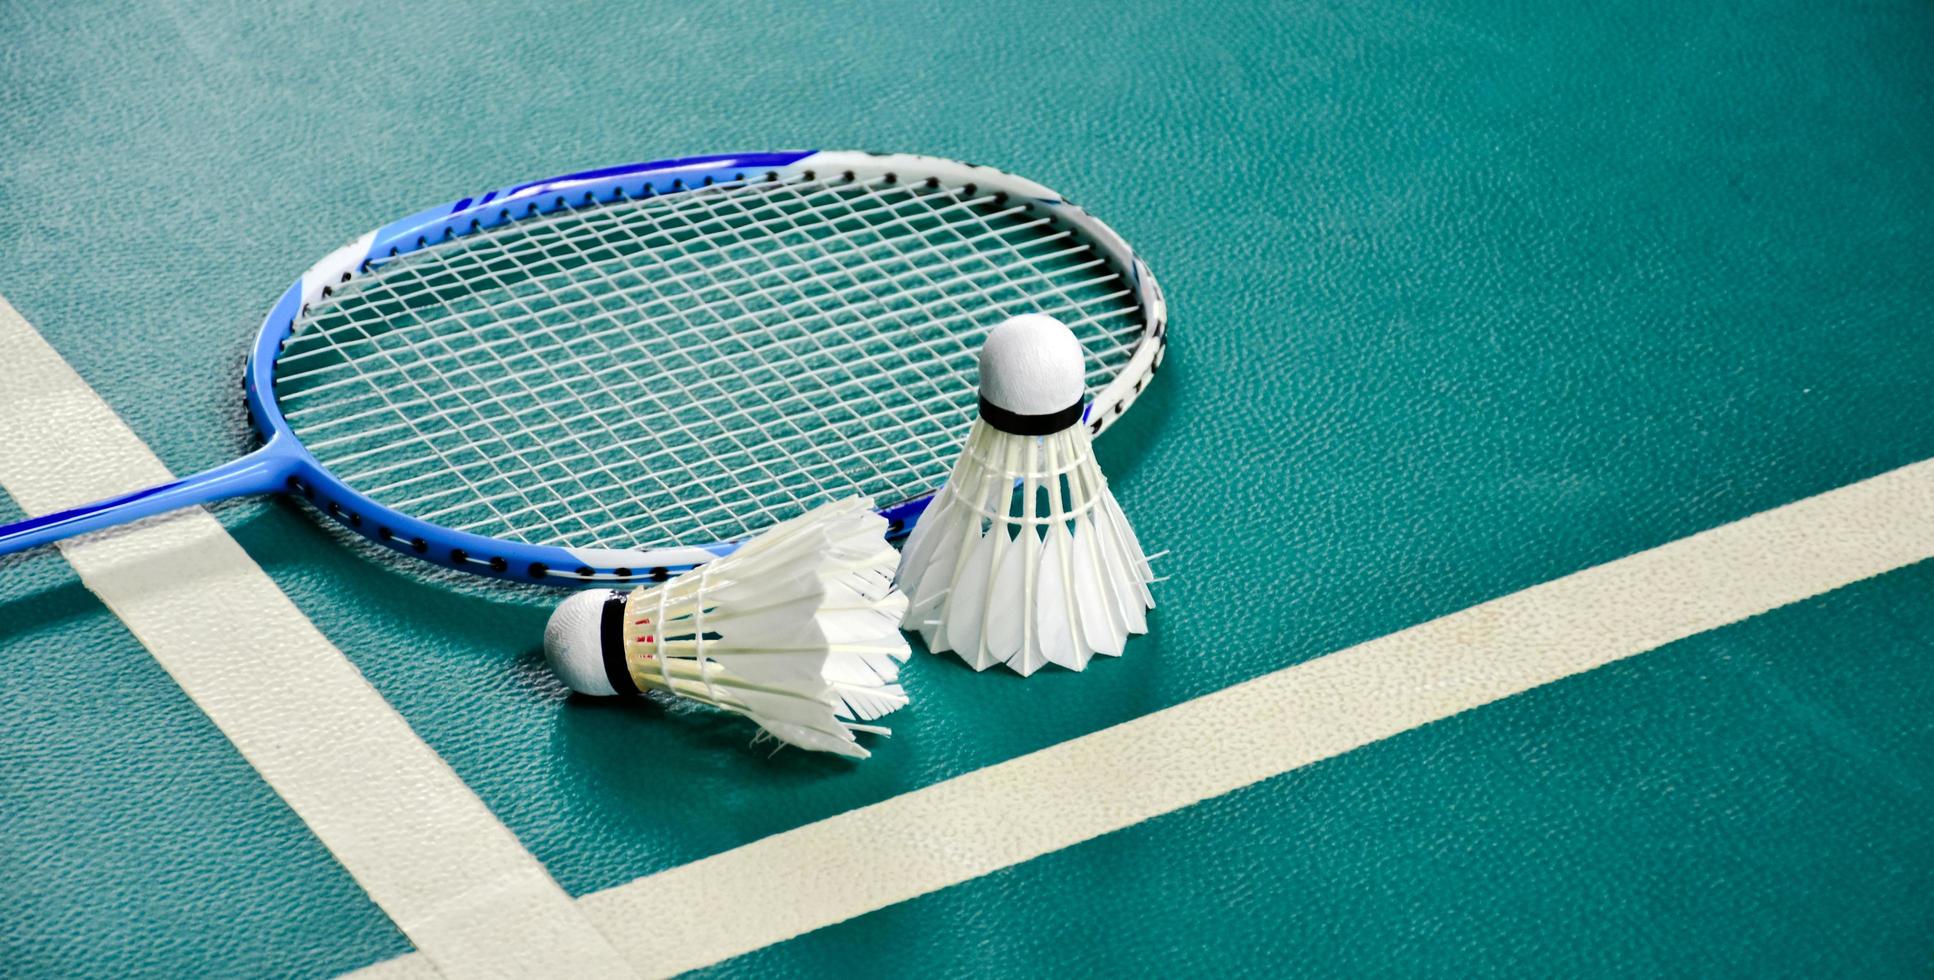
[0, 151, 1165, 584]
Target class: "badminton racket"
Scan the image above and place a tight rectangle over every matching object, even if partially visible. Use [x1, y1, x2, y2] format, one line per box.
[0, 151, 1167, 584]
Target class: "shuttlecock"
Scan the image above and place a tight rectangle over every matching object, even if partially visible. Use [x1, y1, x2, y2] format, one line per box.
[544, 497, 912, 758]
[896, 313, 1155, 675]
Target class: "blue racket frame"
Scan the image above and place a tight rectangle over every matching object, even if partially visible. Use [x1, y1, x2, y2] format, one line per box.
[0, 151, 1166, 585]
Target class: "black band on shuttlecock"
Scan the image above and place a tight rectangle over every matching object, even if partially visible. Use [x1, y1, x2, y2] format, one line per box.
[599, 592, 640, 696]
[978, 395, 1084, 436]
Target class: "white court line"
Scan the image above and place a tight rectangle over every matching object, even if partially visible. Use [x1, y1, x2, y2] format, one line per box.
[0, 295, 635, 979]
[573, 455, 1934, 975]
[375, 447, 1934, 978]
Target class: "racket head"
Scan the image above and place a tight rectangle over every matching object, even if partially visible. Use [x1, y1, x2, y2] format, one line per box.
[243, 150, 1167, 585]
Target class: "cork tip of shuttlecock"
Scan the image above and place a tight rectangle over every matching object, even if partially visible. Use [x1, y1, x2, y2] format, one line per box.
[544, 589, 621, 696]
[977, 314, 1086, 427]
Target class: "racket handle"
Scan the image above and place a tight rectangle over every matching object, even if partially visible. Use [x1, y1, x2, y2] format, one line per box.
[0, 444, 296, 556]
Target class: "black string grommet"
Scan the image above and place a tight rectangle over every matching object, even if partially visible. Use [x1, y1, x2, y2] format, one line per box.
[450, 548, 468, 564]
[648, 567, 669, 582]
[528, 563, 548, 579]
[411, 538, 427, 553]
[488, 556, 508, 573]
[614, 567, 632, 579]
[576, 566, 594, 578]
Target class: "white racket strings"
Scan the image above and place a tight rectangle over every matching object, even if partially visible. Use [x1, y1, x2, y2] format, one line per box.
[272, 171, 1146, 550]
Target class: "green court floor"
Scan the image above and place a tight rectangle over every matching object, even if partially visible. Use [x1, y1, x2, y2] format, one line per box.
[3, 0, 1932, 975]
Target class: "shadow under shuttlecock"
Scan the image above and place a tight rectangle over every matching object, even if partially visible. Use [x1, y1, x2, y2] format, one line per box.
[901, 625, 1124, 681]
[547, 684, 869, 786]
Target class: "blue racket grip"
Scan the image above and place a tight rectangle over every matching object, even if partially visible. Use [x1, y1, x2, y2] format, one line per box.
[0, 443, 296, 556]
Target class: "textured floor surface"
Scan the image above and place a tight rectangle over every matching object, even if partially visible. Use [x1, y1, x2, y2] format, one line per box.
[2, 0, 1932, 975]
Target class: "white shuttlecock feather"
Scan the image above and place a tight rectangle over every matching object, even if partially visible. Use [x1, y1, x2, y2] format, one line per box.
[896, 313, 1156, 675]
[544, 497, 911, 759]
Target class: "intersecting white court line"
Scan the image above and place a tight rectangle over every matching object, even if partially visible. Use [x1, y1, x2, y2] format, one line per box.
[383, 430, 1931, 976]
[0, 294, 633, 979]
